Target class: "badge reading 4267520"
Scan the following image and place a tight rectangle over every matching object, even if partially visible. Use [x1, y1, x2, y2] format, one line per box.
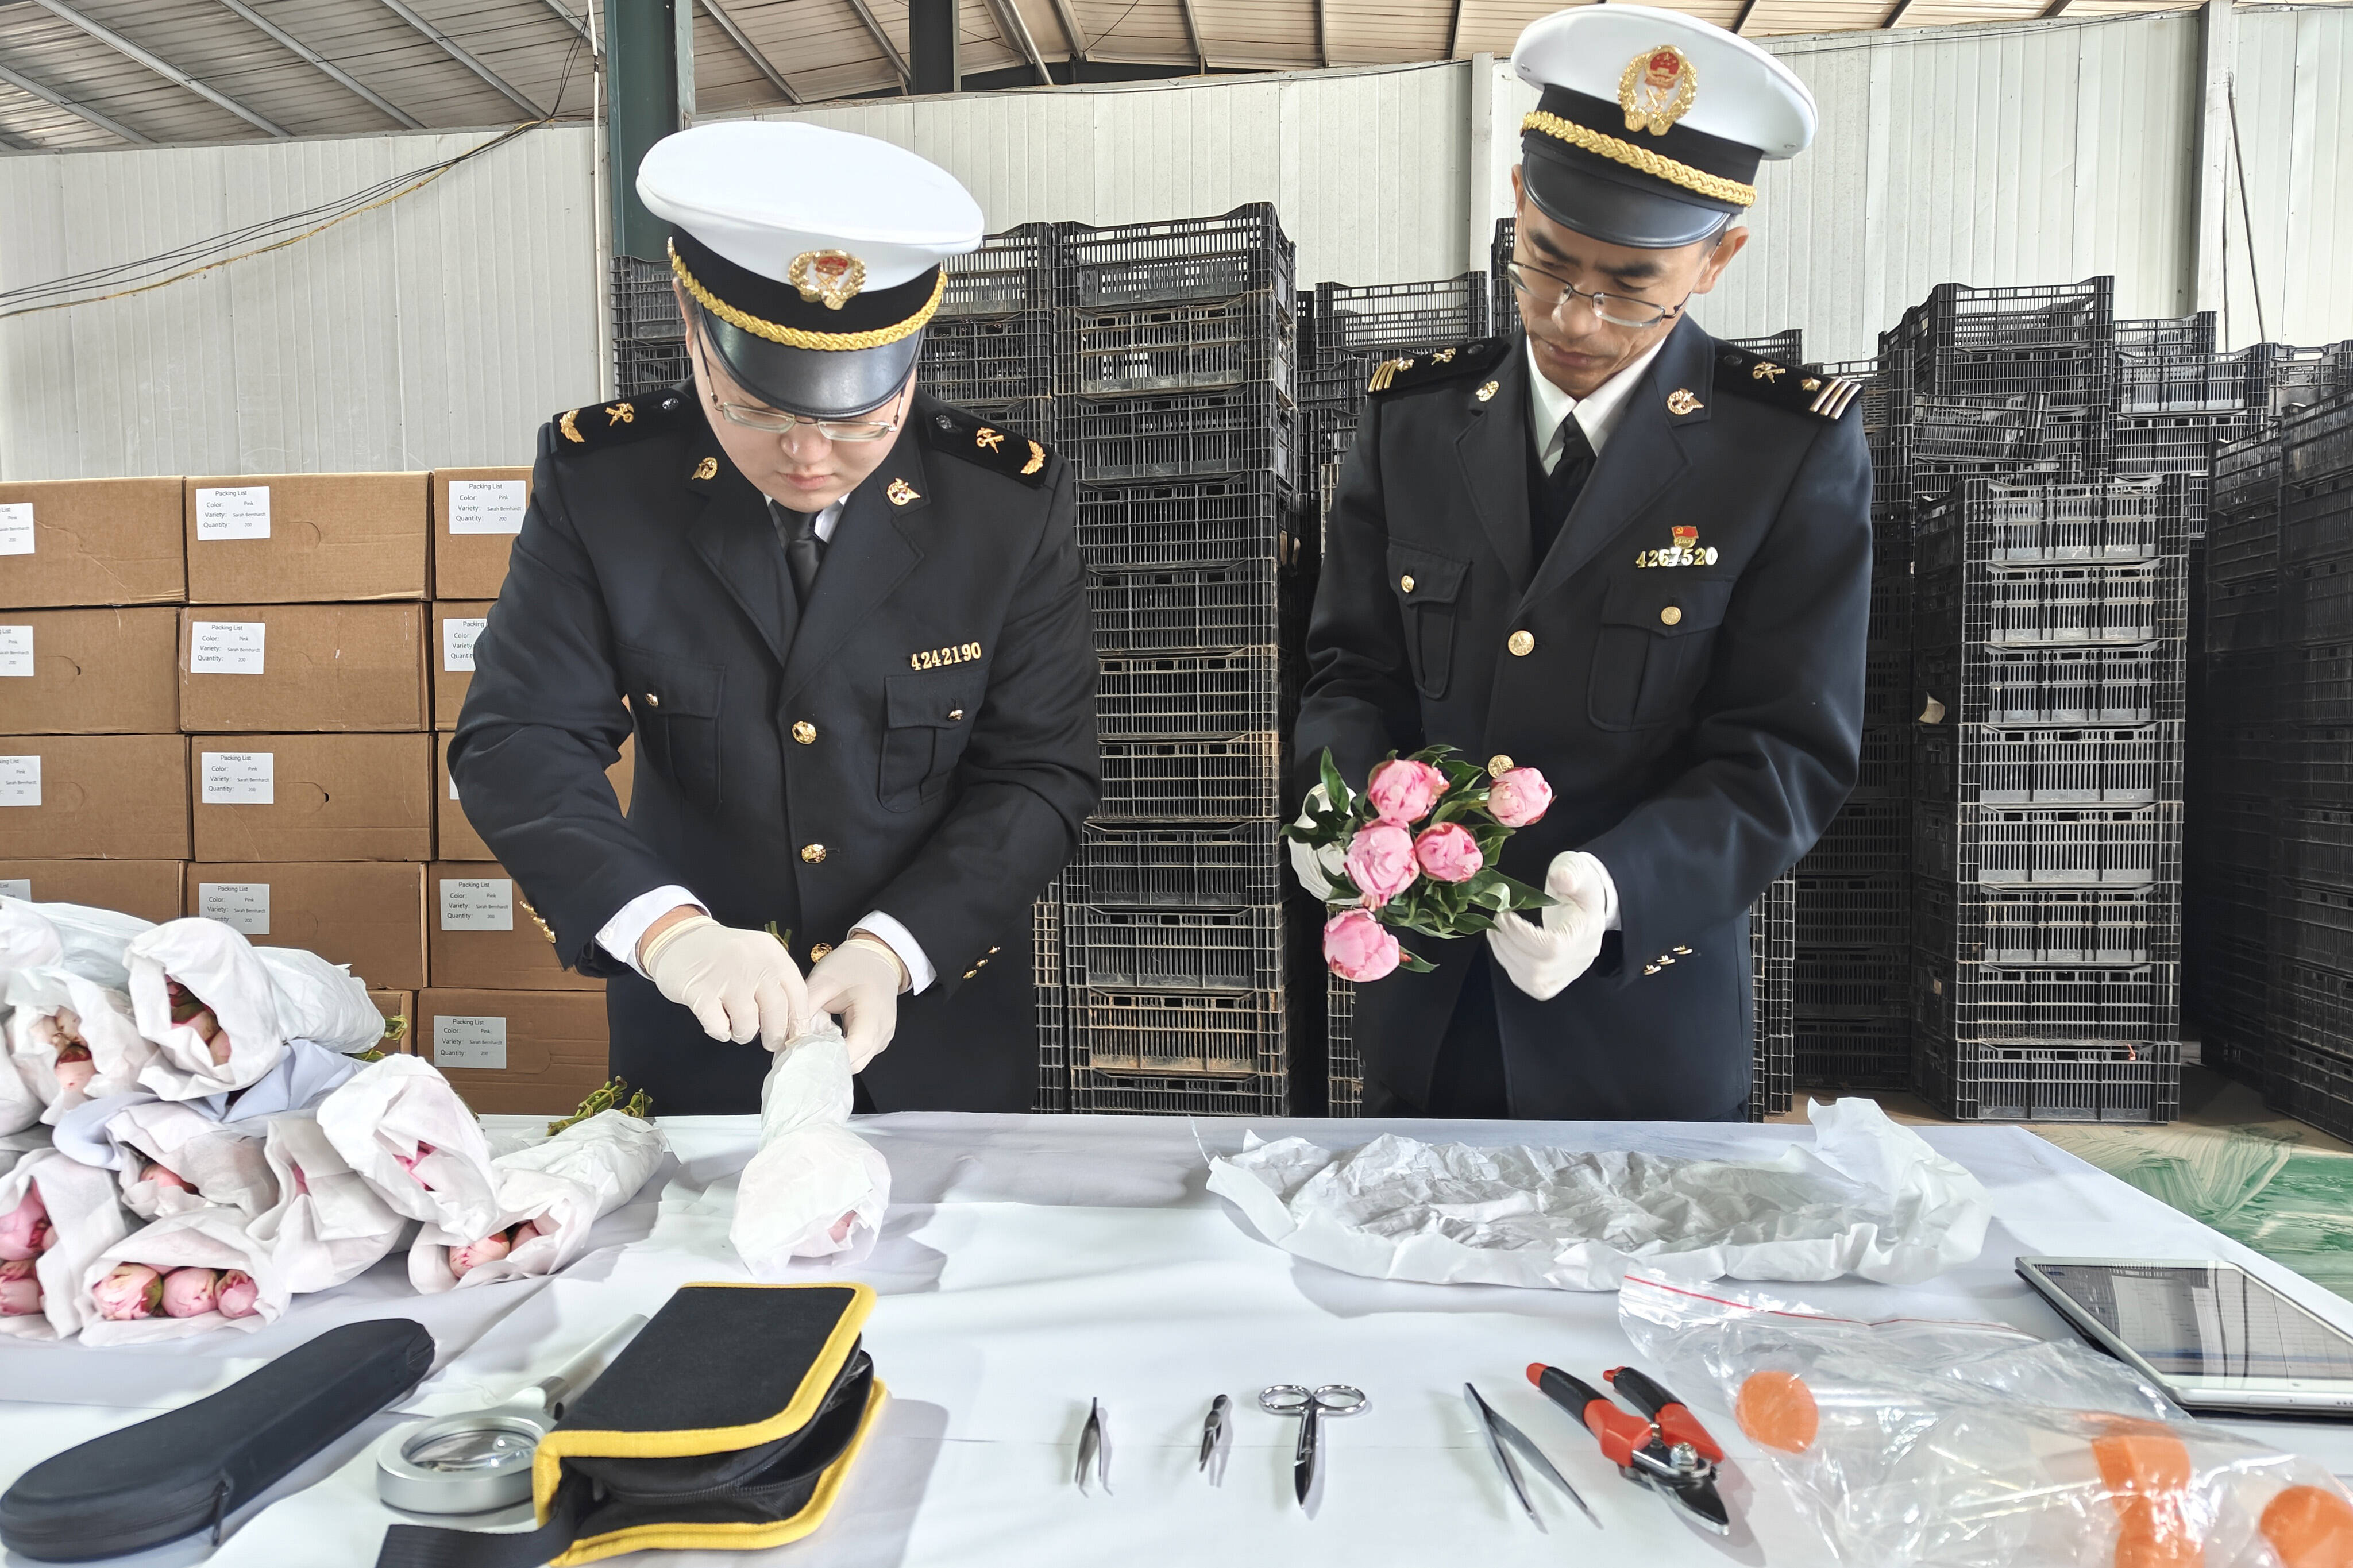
[1636, 525, 1718, 569]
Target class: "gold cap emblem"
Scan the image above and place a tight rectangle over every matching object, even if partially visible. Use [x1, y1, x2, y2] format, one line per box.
[691, 455, 718, 481]
[1620, 45, 1698, 136]
[886, 477, 920, 507]
[786, 249, 866, 310]
[1666, 388, 1704, 416]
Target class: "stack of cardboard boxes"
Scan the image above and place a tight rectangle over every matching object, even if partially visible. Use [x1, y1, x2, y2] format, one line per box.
[1, 466, 631, 1115]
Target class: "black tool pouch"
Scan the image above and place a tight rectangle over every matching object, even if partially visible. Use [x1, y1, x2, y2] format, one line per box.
[377, 1282, 882, 1568]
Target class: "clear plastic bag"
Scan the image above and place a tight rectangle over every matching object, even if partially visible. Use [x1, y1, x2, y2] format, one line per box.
[1618, 1271, 2353, 1567]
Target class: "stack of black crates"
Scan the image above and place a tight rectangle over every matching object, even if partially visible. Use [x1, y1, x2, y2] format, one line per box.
[611, 257, 689, 397]
[1045, 205, 1314, 1116]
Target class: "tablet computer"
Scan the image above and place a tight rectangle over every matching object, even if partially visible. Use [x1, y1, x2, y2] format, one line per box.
[2017, 1257, 2353, 1416]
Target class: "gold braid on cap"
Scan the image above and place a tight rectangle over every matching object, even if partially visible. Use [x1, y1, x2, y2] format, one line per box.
[669, 240, 946, 350]
[1521, 110, 1758, 207]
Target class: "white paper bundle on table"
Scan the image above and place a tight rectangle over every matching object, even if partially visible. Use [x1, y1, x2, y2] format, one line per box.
[408, 1110, 667, 1293]
[730, 1027, 889, 1274]
[0, 1149, 131, 1341]
[78, 1206, 282, 1343]
[0, 1127, 49, 1180]
[0, 1039, 37, 1139]
[5, 971, 157, 1124]
[2, 898, 151, 991]
[97, 1099, 279, 1219]
[255, 945, 384, 1055]
[125, 919, 286, 1099]
[0, 901, 63, 977]
[249, 1113, 407, 1293]
[317, 1054, 500, 1239]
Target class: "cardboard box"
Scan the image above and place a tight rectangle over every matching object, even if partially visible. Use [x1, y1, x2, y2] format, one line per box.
[0, 859, 184, 922]
[432, 467, 533, 600]
[426, 862, 599, 991]
[179, 604, 428, 733]
[431, 601, 493, 730]
[418, 988, 608, 1115]
[189, 733, 431, 862]
[186, 861, 426, 990]
[0, 735, 189, 860]
[0, 477, 186, 609]
[183, 473, 428, 605]
[368, 988, 415, 1051]
[2, 607, 180, 733]
[437, 732, 634, 861]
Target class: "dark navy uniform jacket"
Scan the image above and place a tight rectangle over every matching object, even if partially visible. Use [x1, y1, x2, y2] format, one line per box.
[1294, 317, 1872, 1118]
[450, 387, 1098, 1115]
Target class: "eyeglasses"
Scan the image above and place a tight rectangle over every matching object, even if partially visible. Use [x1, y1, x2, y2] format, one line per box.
[1505, 260, 1687, 330]
[691, 327, 903, 442]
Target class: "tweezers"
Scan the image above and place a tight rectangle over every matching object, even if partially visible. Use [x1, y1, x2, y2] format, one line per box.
[1465, 1382, 1599, 1528]
[1199, 1394, 1231, 1483]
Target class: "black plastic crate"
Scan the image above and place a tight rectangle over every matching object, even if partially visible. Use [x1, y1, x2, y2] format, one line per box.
[1794, 875, 1910, 947]
[1916, 877, 2178, 966]
[2190, 791, 2275, 879]
[1918, 1032, 2178, 1123]
[1059, 205, 1293, 312]
[2215, 434, 2284, 513]
[1073, 474, 1295, 571]
[1911, 278, 2115, 352]
[612, 254, 682, 341]
[2279, 473, 2353, 566]
[2270, 957, 2353, 1055]
[2284, 643, 2353, 721]
[1795, 1019, 1914, 1090]
[1725, 329, 1805, 365]
[1490, 216, 1519, 338]
[2193, 721, 2277, 802]
[1063, 384, 1295, 485]
[2204, 572, 2279, 655]
[1310, 275, 1488, 357]
[1087, 561, 1281, 653]
[2208, 499, 2281, 582]
[1914, 476, 2186, 571]
[1845, 727, 1908, 800]
[1916, 802, 2180, 887]
[2117, 314, 2217, 357]
[1920, 345, 2115, 408]
[1070, 988, 1287, 1079]
[1062, 290, 1294, 399]
[2283, 392, 2353, 486]
[2117, 350, 2253, 415]
[1917, 722, 2182, 808]
[1801, 798, 1911, 876]
[2273, 804, 2353, 891]
[2283, 556, 2353, 647]
[1914, 557, 2187, 649]
[2263, 1037, 2353, 1144]
[919, 311, 1055, 403]
[614, 337, 689, 399]
[1908, 395, 2048, 466]
[1329, 974, 1360, 1117]
[2260, 345, 2353, 422]
[1095, 736, 1282, 821]
[1066, 904, 1287, 992]
[1918, 642, 2181, 727]
[2117, 411, 2263, 478]
[940, 223, 1058, 318]
[1065, 821, 1283, 908]
[2280, 727, 2353, 801]
[1035, 894, 1067, 1110]
[1915, 953, 2179, 1046]
[1795, 946, 1908, 1016]
[1096, 647, 1290, 739]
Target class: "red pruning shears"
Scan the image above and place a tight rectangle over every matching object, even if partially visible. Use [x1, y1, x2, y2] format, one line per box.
[1527, 1363, 1730, 1534]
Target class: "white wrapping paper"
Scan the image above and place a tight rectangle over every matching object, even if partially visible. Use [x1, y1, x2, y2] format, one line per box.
[249, 1113, 408, 1293]
[0, 1150, 131, 1341]
[1204, 1097, 1992, 1291]
[0, 1126, 48, 1179]
[125, 919, 286, 1098]
[255, 945, 385, 1055]
[408, 1111, 668, 1292]
[2, 898, 150, 991]
[317, 1055, 500, 1239]
[78, 1206, 283, 1343]
[0, 901, 63, 975]
[0, 1038, 36, 1139]
[97, 1099, 280, 1219]
[5, 971, 158, 1123]
[729, 1028, 890, 1273]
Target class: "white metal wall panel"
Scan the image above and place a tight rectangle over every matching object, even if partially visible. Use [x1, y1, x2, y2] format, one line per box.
[0, 125, 598, 480]
[2230, 5, 2353, 350]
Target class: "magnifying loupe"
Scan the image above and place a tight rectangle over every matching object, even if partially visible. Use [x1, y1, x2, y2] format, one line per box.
[375, 1314, 647, 1515]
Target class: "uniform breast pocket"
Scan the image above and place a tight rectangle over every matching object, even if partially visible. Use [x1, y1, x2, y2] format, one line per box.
[619, 644, 726, 811]
[1388, 543, 1469, 700]
[1588, 576, 1738, 732]
[880, 667, 986, 812]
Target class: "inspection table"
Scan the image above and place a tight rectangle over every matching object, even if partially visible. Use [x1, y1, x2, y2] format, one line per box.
[5, 1111, 2351, 1567]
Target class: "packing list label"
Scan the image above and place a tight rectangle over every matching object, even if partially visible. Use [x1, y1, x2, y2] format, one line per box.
[442, 617, 486, 672]
[202, 751, 273, 805]
[190, 620, 267, 675]
[0, 504, 31, 556]
[447, 480, 526, 535]
[0, 626, 30, 678]
[435, 1014, 507, 1071]
[439, 876, 514, 932]
[195, 486, 271, 541]
[198, 882, 271, 935]
[0, 879, 27, 900]
[0, 756, 37, 807]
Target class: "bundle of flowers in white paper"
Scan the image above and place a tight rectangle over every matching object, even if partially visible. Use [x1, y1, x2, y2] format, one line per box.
[730, 1028, 889, 1274]
[0, 1150, 130, 1340]
[125, 920, 286, 1098]
[408, 1110, 667, 1293]
[6, 971, 157, 1123]
[2, 898, 151, 991]
[0, 901, 63, 976]
[253, 945, 384, 1055]
[97, 1100, 279, 1220]
[249, 1113, 407, 1293]
[79, 1207, 280, 1344]
[0, 1042, 37, 1140]
[0, 1127, 48, 1180]
[317, 1055, 500, 1240]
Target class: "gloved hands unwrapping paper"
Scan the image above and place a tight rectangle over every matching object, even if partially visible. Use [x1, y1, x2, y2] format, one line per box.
[729, 1024, 890, 1274]
[1204, 1097, 1991, 1291]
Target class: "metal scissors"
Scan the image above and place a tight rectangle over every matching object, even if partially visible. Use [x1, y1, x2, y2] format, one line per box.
[1259, 1384, 1368, 1508]
[1463, 1382, 1600, 1530]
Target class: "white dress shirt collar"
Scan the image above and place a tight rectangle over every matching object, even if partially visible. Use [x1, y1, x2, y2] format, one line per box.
[1526, 333, 1673, 473]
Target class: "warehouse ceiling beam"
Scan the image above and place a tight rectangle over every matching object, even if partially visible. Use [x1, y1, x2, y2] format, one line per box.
[1316, 0, 1329, 66]
[1731, 0, 1761, 34]
[1174, 0, 1206, 74]
[1446, 0, 1465, 57]
[844, 0, 911, 86]
[0, 121, 35, 149]
[376, 0, 547, 119]
[1880, 0, 1913, 25]
[986, 0, 1053, 85]
[535, 0, 599, 48]
[211, 0, 424, 129]
[697, 0, 801, 102]
[0, 55, 150, 142]
[1047, 0, 1086, 62]
[26, 0, 290, 136]
[2040, 0, 2072, 14]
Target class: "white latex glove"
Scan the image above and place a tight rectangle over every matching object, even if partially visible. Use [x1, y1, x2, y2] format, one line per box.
[801, 937, 903, 1072]
[1485, 850, 1610, 1002]
[1288, 785, 1347, 901]
[640, 916, 805, 1051]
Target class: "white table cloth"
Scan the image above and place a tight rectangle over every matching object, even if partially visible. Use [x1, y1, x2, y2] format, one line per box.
[5, 1111, 2351, 1568]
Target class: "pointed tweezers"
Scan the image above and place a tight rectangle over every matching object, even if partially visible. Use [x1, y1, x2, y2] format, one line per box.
[1465, 1382, 1599, 1528]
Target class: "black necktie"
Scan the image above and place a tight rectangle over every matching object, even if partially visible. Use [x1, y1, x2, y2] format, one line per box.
[1534, 415, 1597, 565]
[774, 503, 826, 608]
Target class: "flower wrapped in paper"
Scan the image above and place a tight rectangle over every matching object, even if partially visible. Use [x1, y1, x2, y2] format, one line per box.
[316, 1054, 501, 1240]
[408, 1109, 668, 1292]
[0, 1150, 130, 1341]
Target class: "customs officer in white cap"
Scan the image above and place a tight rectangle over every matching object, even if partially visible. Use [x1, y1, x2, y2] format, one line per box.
[451, 122, 1097, 1114]
[1294, 6, 1872, 1119]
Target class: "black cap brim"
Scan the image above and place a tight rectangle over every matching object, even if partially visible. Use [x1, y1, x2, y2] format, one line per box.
[700, 314, 923, 420]
[1522, 137, 1739, 251]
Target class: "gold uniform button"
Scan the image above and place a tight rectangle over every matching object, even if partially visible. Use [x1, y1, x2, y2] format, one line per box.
[809, 942, 833, 963]
[1487, 754, 1514, 778]
[947, 708, 965, 721]
[800, 843, 827, 864]
[643, 692, 660, 708]
[1507, 630, 1535, 657]
[1660, 605, 1683, 627]
[792, 721, 816, 744]
[1400, 574, 1416, 593]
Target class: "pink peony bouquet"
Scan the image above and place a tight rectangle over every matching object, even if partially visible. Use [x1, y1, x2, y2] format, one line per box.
[1286, 747, 1556, 982]
[90, 1262, 260, 1321]
[446, 1218, 545, 1279]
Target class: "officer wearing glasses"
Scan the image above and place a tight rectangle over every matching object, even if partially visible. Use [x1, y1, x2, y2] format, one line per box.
[1293, 5, 1871, 1120]
[450, 122, 1097, 1114]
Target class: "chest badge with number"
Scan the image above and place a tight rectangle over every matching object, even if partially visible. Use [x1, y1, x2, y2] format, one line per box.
[1637, 525, 1717, 569]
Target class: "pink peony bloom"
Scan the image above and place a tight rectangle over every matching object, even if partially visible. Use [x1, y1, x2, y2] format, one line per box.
[828, 1211, 858, 1245]
[1323, 909, 1402, 983]
[1487, 766, 1553, 828]
[1365, 759, 1447, 825]
[1344, 821, 1419, 907]
[160, 1267, 219, 1318]
[93, 1263, 163, 1321]
[290, 1163, 311, 1196]
[448, 1230, 510, 1277]
[51, 1052, 95, 1096]
[0, 1258, 30, 1281]
[507, 1220, 544, 1247]
[141, 1161, 193, 1194]
[0, 1273, 39, 1317]
[215, 1271, 260, 1319]
[1414, 822, 1484, 883]
[0, 1188, 47, 1261]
